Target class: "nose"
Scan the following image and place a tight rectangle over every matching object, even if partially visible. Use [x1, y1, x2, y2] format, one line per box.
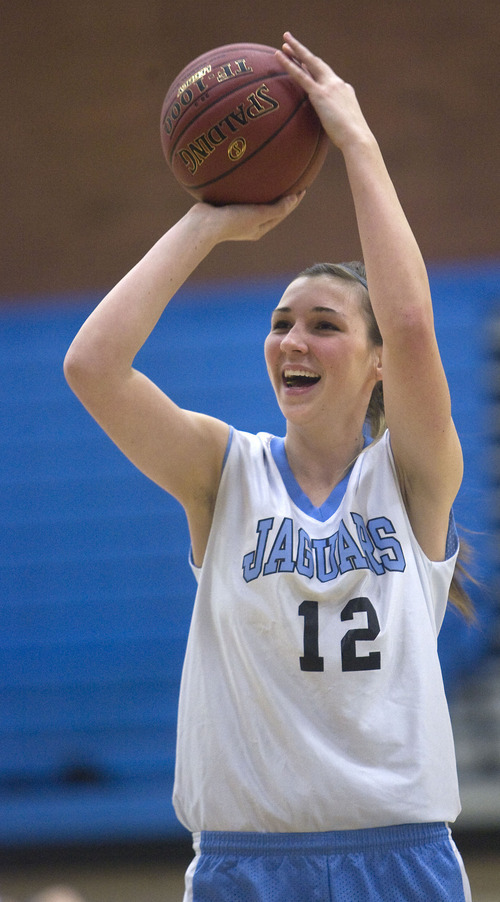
[280, 322, 308, 353]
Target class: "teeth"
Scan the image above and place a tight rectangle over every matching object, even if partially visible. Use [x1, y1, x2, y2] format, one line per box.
[283, 368, 321, 388]
[284, 369, 320, 379]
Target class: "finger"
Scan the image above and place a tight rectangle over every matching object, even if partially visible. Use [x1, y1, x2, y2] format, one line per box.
[275, 47, 313, 91]
[257, 191, 303, 222]
[258, 191, 306, 231]
[281, 32, 317, 69]
[281, 32, 331, 81]
[275, 190, 306, 212]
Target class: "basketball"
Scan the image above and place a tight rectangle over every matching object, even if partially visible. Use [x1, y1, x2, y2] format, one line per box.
[160, 42, 329, 205]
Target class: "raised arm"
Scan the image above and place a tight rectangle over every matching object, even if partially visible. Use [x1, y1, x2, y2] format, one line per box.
[278, 33, 463, 560]
[64, 197, 302, 564]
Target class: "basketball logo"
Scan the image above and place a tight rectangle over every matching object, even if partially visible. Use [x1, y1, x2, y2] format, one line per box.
[228, 138, 247, 162]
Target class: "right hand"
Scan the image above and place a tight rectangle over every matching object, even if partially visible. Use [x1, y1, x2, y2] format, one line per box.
[193, 191, 306, 245]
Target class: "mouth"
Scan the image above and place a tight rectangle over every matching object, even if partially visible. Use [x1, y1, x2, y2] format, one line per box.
[282, 368, 321, 389]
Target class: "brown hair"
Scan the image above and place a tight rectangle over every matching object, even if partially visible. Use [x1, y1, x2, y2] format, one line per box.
[298, 262, 385, 440]
[297, 261, 475, 621]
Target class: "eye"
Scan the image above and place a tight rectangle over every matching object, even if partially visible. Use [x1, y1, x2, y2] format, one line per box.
[316, 320, 340, 331]
[271, 318, 292, 331]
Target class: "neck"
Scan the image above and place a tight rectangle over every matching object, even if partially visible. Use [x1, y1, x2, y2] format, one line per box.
[284, 423, 366, 505]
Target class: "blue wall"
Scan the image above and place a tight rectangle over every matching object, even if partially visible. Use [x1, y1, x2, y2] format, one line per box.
[1, 263, 499, 847]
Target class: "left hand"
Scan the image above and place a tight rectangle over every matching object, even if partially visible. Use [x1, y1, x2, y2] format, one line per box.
[276, 32, 372, 151]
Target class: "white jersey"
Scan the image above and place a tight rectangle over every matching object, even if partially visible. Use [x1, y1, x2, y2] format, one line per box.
[173, 428, 461, 833]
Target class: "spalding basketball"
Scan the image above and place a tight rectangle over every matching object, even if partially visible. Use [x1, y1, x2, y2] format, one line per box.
[160, 42, 328, 204]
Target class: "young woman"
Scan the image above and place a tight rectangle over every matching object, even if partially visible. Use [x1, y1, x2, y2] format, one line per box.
[64, 32, 472, 902]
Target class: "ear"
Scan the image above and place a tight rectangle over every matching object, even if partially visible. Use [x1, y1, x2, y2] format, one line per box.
[373, 345, 383, 382]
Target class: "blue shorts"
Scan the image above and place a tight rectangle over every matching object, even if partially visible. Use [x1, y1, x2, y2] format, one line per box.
[184, 822, 471, 902]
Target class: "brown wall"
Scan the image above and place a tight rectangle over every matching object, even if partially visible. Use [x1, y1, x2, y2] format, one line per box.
[2, 0, 499, 299]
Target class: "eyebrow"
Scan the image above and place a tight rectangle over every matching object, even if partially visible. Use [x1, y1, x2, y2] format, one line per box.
[272, 305, 346, 317]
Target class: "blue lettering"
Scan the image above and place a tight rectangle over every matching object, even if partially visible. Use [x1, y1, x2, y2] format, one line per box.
[242, 517, 274, 582]
[312, 536, 338, 582]
[337, 519, 368, 573]
[263, 517, 295, 575]
[351, 512, 384, 575]
[368, 516, 406, 571]
[241, 513, 406, 583]
[296, 528, 314, 578]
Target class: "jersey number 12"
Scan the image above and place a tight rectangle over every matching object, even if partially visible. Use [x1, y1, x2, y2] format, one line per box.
[298, 597, 381, 673]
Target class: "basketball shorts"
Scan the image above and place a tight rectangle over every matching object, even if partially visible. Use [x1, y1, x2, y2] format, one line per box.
[183, 822, 472, 902]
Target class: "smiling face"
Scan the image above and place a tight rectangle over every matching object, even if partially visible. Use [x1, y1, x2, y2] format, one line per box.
[264, 274, 382, 430]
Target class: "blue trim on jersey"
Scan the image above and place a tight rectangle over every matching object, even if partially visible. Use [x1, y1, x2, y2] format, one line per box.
[445, 508, 459, 560]
[270, 436, 365, 522]
[223, 425, 234, 471]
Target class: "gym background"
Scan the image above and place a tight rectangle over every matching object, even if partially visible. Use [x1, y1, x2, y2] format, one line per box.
[1, 2, 499, 900]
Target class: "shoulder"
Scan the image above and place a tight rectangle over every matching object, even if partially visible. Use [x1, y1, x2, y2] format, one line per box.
[354, 429, 394, 478]
[347, 430, 407, 518]
[224, 428, 275, 464]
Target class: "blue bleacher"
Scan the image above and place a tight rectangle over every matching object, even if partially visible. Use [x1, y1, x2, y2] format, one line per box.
[1, 266, 499, 847]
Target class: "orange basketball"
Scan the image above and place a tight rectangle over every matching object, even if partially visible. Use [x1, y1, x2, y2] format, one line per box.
[160, 42, 328, 204]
